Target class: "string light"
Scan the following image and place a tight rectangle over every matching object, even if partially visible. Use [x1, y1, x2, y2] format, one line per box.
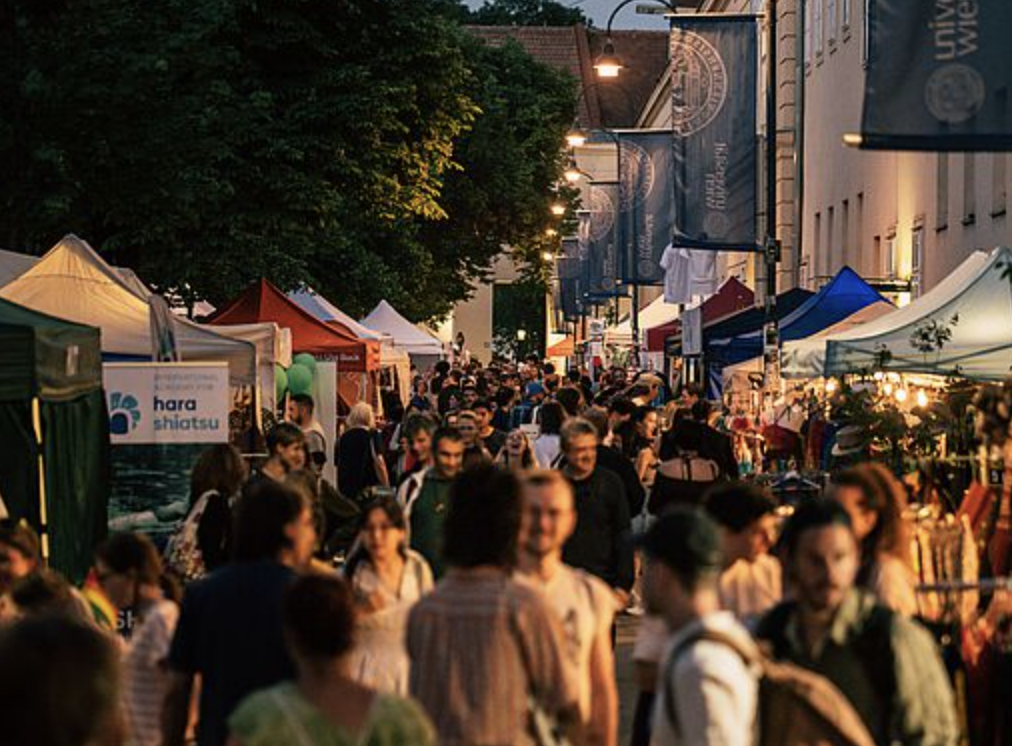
[873, 371, 884, 381]
[895, 388, 909, 403]
[883, 383, 894, 397]
[916, 390, 929, 408]
[825, 379, 838, 394]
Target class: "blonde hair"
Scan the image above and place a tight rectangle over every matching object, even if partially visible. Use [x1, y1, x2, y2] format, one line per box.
[346, 402, 376, 430]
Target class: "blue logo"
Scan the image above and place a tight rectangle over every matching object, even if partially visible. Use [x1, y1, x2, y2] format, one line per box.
[109, 392, 141, 435]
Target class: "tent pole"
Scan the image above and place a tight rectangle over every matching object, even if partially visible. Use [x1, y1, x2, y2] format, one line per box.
[31, 397, 50, 565]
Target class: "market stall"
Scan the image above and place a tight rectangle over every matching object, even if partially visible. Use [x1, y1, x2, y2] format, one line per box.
[0, 297, 109, 583]
[210, 279, 381, 410]
[361, 300, 444, 370]
[0, 235, 257, 387]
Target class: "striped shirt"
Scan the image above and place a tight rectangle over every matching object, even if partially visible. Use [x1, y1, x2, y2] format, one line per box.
[407, 567, 579, 746]
[123, 598, 179, 746]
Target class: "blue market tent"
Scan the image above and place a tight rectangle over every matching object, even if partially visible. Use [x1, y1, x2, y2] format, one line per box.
[708, 267, 886, 369]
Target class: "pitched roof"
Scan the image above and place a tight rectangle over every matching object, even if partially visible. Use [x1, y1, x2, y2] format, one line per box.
[465, 25, 669, 129]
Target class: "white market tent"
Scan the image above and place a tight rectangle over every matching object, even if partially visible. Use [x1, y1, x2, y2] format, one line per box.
[291, 288, 410, 403]
[0, 235, 257, 386]
[786, 247, 1012, 381]
[362, 300, 444, 367]
[0, 249, 39, 288]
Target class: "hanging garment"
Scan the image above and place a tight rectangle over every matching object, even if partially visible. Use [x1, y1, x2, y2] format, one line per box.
[660, 245, 718, 303]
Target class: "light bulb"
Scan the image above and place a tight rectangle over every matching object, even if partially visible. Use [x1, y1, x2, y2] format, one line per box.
[883, 383, 894, 396]
[825, 379, 837, 394]
[895, 388, 909, 403]
[551, 204, 566, 216]
[873, 371, 884, 381]
[916, 390, 929, 408]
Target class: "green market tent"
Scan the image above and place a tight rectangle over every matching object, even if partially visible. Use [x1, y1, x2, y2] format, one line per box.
[0, 296, 109, 583]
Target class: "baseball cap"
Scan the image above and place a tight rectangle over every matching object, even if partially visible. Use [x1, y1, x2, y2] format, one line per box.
[525, 381, 545, 397]
[637, 508, 723, 574]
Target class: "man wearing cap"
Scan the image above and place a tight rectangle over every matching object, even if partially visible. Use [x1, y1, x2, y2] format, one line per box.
[641, 508, 759, 746]
[511, 381, 546, 429]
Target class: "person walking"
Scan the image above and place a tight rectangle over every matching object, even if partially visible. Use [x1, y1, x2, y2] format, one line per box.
[257, 423, 307, 483]
[559, 418, 634, 599]
[395, 413, 436, 485]
[473, 398, 507, 458]
[337, 403, 389, 503]
[756, 500, 958, 746]
[400, 427, 464, 579]
[455, 410, 492, 469]
[703, 482, 783, 625]
[641, 508, 759, 746]
[343, 497, 433, 695]
[517, 471, 618, 746]
[534, 400, 566, 468]
[649, 419, 720, 515]
[162, 481, 317, 746]
[95, 533, 180, 746]
[831, 463, 918, 616]
[287, 394, 327, 474]
[497, 428, 539, 471]
[407, 465, 580, 746]
[228, 574, 436, 746]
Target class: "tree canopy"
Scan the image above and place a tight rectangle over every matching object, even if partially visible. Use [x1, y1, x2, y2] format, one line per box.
[0, 0, 577, 321]
[469, 0, 591, 27]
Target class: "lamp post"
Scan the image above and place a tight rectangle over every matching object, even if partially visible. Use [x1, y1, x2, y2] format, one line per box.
[763, 0, 781, 396]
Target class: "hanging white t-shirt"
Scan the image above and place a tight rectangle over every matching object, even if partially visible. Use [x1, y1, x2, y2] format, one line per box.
[518, 565, 619, 720]
[660, 245, 718, 304]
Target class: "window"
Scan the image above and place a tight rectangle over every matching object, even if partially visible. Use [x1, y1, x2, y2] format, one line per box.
[912, 226, 924, 297]
[815, 0, 824, 58]
[993, 153, 1007, 217]
[885, 232, 897, 279]
[936, 153, 949, 230]
[805, 0, 814, 68]
[827, 206, 835, 270]
[964, 154, 976, 224]
[841, 199, 850, 266]
[862, 0, 871, 66]
[873, 235, 882, 277]
[814, 211, 822, 276]
[827, 0, 838, 46]
[856, 192, 864, 267]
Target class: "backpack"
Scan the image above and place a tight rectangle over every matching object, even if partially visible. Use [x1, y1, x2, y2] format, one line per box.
[164, 489, 217, 582]
[663, 628, 877, 746]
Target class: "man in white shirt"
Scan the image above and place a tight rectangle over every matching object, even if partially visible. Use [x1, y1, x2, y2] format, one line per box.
[703, 483, 783, 626]
[641, 508, 758, 746]
[517, 470, 619, 746]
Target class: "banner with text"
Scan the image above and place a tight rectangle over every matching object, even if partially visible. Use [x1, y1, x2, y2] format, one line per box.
[670, 16, 758, 251]
[618, 130, 674, 285]
[861, 0, 1012, 150]
[582, 182, 624, 300]
[103, 363, 230, 445]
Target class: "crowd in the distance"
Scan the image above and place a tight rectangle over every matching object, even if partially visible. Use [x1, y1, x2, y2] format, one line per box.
[2, 356, 1005, 746]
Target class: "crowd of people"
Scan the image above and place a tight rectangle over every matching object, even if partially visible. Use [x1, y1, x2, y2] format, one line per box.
[2, 355, 1008, 746]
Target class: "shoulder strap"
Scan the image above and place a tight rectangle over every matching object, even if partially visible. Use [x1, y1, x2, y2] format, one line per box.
[662, 628, 757, 738]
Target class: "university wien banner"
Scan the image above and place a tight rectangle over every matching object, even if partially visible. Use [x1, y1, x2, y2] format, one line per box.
[617, 131, 674, 286]
[861, 0, 1012, 150]
[581, 182, 624, 300]
[670, 16, 758, 251]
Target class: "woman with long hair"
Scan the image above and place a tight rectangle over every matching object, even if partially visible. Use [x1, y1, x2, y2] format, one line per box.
[341, 497, 433, 694]
[533, 400, 566, 468]
[337, 402, 390, 503]
[496, 429, 539, 471]
[181, 443, 248, 575]
[648, 418, 720, 515]
[831, 463, 917, 615]
[95, 532, 179, 746]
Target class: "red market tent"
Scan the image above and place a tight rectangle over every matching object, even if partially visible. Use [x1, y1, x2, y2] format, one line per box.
[644, 277, 755, 352]
[210, 280, 381, 410]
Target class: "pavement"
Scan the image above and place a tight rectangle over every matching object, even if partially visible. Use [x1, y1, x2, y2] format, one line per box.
[616, 613, 640, 746]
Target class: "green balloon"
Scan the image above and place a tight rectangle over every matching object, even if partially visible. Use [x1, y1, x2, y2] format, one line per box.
[293, 353, 317, 375]
[287, 363, 313, 396]
[274, 364, 288, 401]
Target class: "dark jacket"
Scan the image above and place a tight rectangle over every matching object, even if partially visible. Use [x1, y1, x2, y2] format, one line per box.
[562, 467, 634, 591]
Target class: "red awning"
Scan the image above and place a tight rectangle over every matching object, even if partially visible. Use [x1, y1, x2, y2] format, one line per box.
[546, 336, 575, 358]
[644, 277, 755, 352]
[209, 279, 380, 372]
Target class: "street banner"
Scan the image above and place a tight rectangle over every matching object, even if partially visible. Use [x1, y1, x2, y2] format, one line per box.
[582, 182, 624, 299]
[103, 363, 230, 445]
[670, 16, 758, 251]
[860, 0, 1012, 150]
[558, 237, 582, 321]
[617, 130, 674, 285]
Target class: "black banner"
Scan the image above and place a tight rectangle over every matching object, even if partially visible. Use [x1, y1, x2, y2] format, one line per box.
[670, 16, 758, 251]
[617, 131, 675, 286]
[861, 0, 1012, 151]
[581, 182, 624, 300]
[558, 237, 582, 321]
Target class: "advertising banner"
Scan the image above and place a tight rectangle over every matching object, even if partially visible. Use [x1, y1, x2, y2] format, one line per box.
[103, 363, 230, 445]
[861, 0, 1012, 150]
[617, 130, 675, 285]
[670, 16, 758, 251]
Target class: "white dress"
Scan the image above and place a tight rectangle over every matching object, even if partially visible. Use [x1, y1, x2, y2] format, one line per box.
[346, 550, 434, 694]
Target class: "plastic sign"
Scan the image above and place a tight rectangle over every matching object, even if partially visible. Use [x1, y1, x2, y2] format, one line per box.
[103, 363, 230, 444]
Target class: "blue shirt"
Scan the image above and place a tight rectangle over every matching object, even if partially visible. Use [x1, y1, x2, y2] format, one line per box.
[168, 561, 297, 746]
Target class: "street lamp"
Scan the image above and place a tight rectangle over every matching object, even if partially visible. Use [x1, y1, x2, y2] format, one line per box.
[563, 162, 583, 183]
[517, 329, 527, 341]
[593, 41, 624, 78]
[551, 203, 566, 217]
[565, 128, 588, 148]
